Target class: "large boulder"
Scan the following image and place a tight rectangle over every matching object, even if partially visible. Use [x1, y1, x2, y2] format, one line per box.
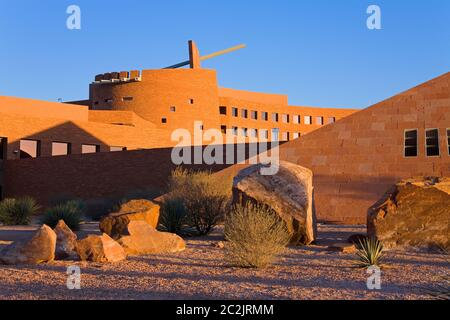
[368, 177, 450, 249]
[99, 199, 160, 239]
[232, 161, 317, 245]
[54, 220, 77, 260]
[0, 225, 56, 265]
[75, 234, 126, 263]
[116, 220, 186, 255]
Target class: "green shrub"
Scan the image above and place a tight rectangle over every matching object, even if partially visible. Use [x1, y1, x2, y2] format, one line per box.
[355, 236, 385, 269]
[167, 168, 231, 236]
[40, 200, 83, 231]
[0, 197, 40, 225]
[224, 203, 290, 268]
[158, 197, 188, 234]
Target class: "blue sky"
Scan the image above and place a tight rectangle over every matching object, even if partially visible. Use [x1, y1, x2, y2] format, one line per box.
[0, 0, 449, 109]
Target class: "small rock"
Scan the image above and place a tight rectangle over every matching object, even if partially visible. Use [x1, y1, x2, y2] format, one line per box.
[0, 225, 56, 265]
[212, 241, 225, 249]
[327, 243, 357, 254]
[54, 220, 78, 260]
[75, 234, 126, 263]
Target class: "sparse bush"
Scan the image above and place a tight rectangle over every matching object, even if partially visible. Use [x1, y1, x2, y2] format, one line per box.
[158, 197, 188, 234]
[167, 168, 231, 236]
[355, 236, 385, 269]
[40, 200, 83, 231]
[0, 197, 40, 225]
[225, 203, 290, 268]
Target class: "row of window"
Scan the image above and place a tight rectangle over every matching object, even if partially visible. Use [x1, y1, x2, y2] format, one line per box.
[404, 128, 450, 157]
[220, 126, 300, 141]
[17, 139, 126, 159]
[219, 106, 336, 125]
[94, 97, 195, 106]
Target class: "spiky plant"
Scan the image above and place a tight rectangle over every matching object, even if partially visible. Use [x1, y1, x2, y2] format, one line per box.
[40, 200, 83, 231]
[355, 236, 385, 269]
[0, 197, 40, 225]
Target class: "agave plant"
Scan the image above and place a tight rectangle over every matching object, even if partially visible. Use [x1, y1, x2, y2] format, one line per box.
[355, 236, 384, 269]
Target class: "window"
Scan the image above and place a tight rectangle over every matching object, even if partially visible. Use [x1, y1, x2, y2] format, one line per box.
[52, 142, 71, 156]
[281, 132, 289, 141]
[260, 129, 269, 139]
[94, 101, 99, 105]
[20, 139, 40, 159]
[110, 146, 127, 152]
[82, 144, 100, 154]
[232, 107, 238, 117]
[219, 106, 227, 115]
[170, 106, 176, 112]
[105, 98, 113, 103]
[251, 110, 258, 120]
[404, 129, 418, 157]
[189, 99, 194, 104]
[272, 113, 279, 122]
[328, 117, 336, 124]
[220, 125, 227, 134]
[0, 137, 6, 160]
[241, 109, 248, 119]
[293, 115, 300, 124]
[426, 129, 440, 157]
[161, 118, 167, 124]
[316, 116, 324, 125]
[271, 128, 280, 141]
[282, 114, 289, 124]
[304, 116, 312, 125]
[232, 127, 238, 136]
[447, 129, 450, 155]
[249, 128, 258, 138]
[122, 96, 133, 101]
[293, 132, 300, 139]
[242, 128, 248, 137]
[261, 112, 268, 121]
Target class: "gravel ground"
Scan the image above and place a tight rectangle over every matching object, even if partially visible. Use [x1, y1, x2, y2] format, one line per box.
[0, 224, 448, 300]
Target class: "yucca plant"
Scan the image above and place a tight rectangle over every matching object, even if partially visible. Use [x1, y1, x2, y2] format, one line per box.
[158, 197, 188, 235]
[355, 236, 385, 269]
[40, 200, 83, 231]
[0, 197, 40, 225]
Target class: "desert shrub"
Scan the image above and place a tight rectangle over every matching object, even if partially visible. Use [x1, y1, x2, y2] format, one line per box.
[40, 200, 83, 231]
[355, 236, 385, 269]
[167, 168, 231, 236]
[224, 203, 290, 268]
[158, 197, 188, 234]
[0, 197, 40, 225]
[84, 198, 116, 221]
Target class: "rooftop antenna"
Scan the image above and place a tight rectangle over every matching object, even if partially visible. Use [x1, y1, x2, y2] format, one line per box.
[164, 41, 246, 69]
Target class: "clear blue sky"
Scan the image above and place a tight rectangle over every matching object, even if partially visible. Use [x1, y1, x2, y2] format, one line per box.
[0, 0, 449, 109]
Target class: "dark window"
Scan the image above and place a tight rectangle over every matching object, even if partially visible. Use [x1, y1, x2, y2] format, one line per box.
[282, 114, 289, 123]
[105, 98, 113, 103]
[219, 106, 227, 115]
[82, 144, 100, 154]
[404, 129, 418, 157]
[110, 146, 127, 152]
[189, 99, 194, 104]
[447, 129, 450, 155]
[316, 116, 324, 125]
[20, 139, 40, 159]
[251, 110, 258, 120]
[220, 125, 227, 134]
[261, 112, 268, 121]
[426, 129, 440, 157]
[0, 137, 6, 160]
[170, 106, 176, 112]
[272, 113, 279, 122]
[161, 118, 167, 124]
[328, 117, 336, 124]
[52, 142, 71, 156]
[122, 96, 133, 101]
[304, 116, 312, 125]
[94, 101, 99, 105]
[241, 109, 248, 119]
[232, 108, 238, 117]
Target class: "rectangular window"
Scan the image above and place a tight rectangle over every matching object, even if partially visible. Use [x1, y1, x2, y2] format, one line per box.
[304, 116, 312, 125]
[293, 115, 300, 124]
[52, 142, 71, 156]
[232, 107, 238, 117]
[161, 118, 167, 124]
[404, 129, 418, 157]
[242, 128, 248, 137]
[249, 128, 258, 138]
[281, 132, 289, 141]
[328, 117, 336, 124]
[82, 144, 100, 154]
[110, 146, 127, 152]
[447, 129, 450, 155]
[426, 129, 440, 157]
[220, 125, 227, 134]
[272, 113, 279, 122]
[189, 99, 194, 104]
[251, 110, 258, 120]
[219, 106, 227, 115]
[282, 114, 289, 124]
[122, 96, 133, 101]
[232, 127, 238, 136]
[170, 106, 176, 112]
[105, 98, 113, 103]
[271, 128, 280, 141]
[20, 139, 40, 159]
[241, 109, 248, 119]
[261, 112, 268, 121]
[260, 129, 269, 140]
[293, 132, 300, 139]
[0, 137, 6, 160]
[316, 116, 324, 125]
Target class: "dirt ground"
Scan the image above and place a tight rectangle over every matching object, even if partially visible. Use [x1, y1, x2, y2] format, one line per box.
[0, 223, 448, 300]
